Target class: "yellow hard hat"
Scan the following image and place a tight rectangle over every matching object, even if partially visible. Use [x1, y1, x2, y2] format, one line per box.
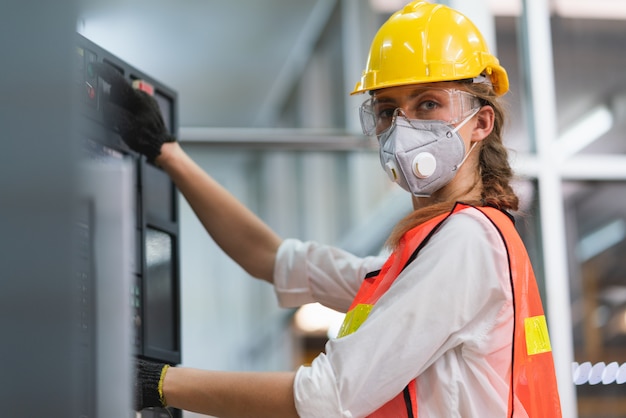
[352, 1, 509, 96]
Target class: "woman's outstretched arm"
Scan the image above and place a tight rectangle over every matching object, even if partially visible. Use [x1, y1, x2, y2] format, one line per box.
[156, 142, 282, 282]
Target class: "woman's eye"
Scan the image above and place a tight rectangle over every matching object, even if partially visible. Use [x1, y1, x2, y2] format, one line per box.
[419, 100, 439, 111]
[377, 107, 396, 119]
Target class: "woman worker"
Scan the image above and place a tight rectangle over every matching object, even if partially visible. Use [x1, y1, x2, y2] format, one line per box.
[96, 1, 562, 417]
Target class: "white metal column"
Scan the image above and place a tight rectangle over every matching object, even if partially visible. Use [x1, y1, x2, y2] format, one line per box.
[520, 1, 577, 416]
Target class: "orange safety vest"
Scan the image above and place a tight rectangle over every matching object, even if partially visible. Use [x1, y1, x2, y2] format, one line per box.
[336, 203, 562, 417]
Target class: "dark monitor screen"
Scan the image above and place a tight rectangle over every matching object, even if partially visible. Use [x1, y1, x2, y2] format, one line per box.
[144, 227, 178, 355]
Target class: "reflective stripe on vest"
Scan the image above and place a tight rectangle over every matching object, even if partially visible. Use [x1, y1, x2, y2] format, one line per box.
[336, 203, 562, 417]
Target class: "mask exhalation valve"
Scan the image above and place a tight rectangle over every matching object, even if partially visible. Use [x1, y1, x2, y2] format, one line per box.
[412, 152, 437, 179]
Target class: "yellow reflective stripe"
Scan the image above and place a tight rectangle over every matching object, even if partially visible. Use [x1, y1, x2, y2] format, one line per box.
[337, 304, 373, 338]
[524, 315, 552, 355]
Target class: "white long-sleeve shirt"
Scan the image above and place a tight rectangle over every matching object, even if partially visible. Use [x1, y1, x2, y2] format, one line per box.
[273, 206, 516, 418]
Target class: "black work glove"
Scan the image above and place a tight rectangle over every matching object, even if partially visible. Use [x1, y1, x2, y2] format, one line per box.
[135, 358, 170, 411]
[91, 62, 176, 162]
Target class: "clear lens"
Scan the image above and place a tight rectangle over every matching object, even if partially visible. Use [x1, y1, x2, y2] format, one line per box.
[359, 87, 481, 135]
[359, 101, 377, 135]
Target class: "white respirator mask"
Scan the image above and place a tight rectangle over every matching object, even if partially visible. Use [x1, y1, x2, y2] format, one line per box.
[377, 109, 479, 197]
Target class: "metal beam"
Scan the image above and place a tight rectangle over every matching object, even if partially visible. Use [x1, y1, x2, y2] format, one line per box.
[179, 126, 376, 151]
[512, 154, 626, 180]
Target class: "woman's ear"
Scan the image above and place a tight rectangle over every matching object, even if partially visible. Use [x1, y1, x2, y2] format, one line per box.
[471, 105, 495, 142]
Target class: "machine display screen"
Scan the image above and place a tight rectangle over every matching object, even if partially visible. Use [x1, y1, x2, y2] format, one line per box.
[144, 227, 177, 352]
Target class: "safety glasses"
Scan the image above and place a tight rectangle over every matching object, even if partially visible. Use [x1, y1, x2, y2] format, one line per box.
[359, 87, 481, 135]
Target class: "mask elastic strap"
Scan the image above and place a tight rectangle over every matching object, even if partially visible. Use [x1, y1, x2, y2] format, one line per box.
[452, 107, 481, 171]
[452, 107, 480, 134]
[454, 141, 478, 171]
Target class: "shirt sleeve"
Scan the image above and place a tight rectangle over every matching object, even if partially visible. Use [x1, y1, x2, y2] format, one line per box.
[293, 208, 512, 418]
[273, 238, 386, 312]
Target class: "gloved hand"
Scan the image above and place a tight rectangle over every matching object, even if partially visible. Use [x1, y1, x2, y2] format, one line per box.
[91, 62, 176, 162]
[135, 358, 170, 411]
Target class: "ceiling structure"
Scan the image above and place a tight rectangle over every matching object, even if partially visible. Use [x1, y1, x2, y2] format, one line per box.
[78, 0, 321, 128]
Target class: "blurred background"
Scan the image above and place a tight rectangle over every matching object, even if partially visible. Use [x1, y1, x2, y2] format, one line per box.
[2, 0, 626, 417]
